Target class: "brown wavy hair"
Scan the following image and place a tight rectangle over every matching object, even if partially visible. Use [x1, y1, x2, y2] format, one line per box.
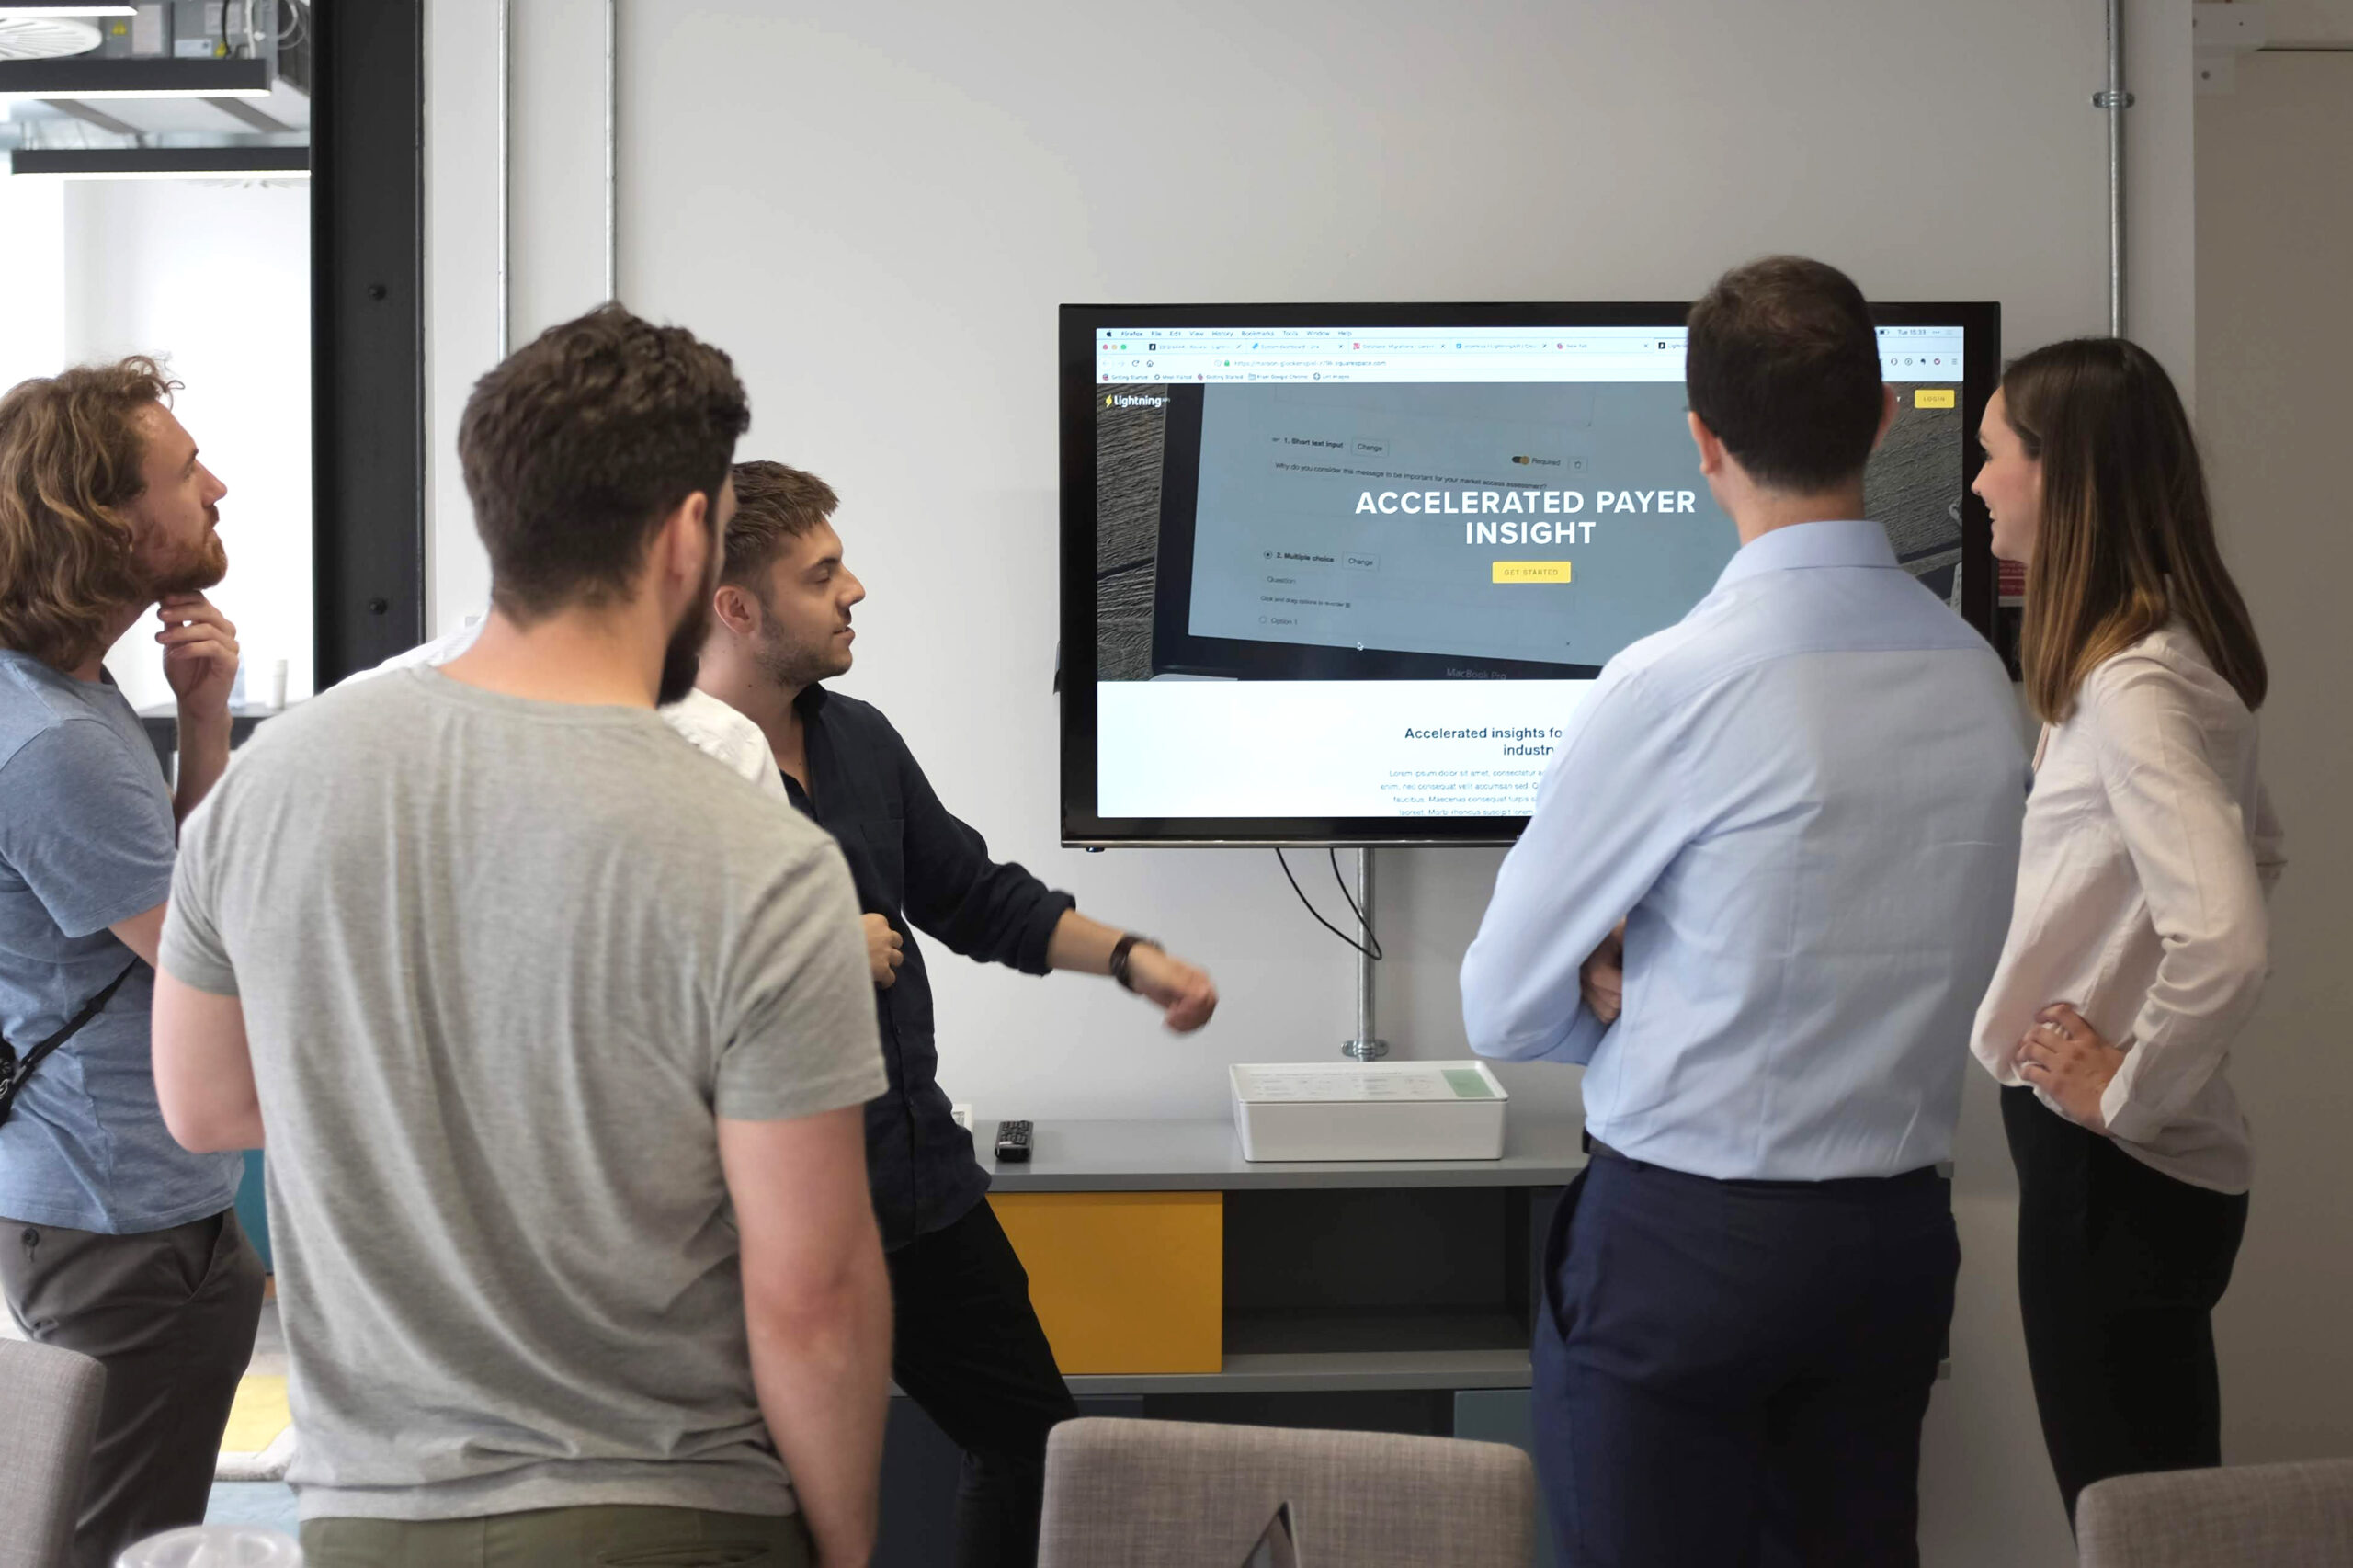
[2004, 338, 2266, 723]
[460, 305, 749, 621]
[0, 358, 178, 669]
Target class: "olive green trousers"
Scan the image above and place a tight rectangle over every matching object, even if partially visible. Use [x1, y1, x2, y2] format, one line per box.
[301, 1505, 814, 1567]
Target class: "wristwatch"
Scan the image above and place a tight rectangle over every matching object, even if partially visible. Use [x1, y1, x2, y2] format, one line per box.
[1108, 933, 1162, 994]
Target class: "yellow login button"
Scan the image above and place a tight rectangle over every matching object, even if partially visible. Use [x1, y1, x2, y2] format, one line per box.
[1914, 388, 1957, 409]
[1493, 561, 1572, 584]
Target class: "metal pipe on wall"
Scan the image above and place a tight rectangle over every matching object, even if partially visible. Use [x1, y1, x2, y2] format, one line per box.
[605, 0, 617, 302]
[496, 0, 511, 358]
[495, 3, 616, 346]
[1354, 848, 1372, 1050]
[1343, 849, 1388, 1062]
[2106, 0, 2126, 337]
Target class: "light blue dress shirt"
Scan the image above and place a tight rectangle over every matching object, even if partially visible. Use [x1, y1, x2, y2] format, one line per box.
[1461, 519, 2029, 1181]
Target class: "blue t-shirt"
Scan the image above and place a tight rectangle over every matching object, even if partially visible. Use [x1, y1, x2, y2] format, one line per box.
[0, 651, 241, 1233]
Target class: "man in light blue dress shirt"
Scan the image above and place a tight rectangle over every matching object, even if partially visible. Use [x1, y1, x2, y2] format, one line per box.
[1461, 257, 2026, 1567]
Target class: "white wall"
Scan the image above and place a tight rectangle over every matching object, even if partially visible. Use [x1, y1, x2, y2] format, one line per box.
[60, 180, 314, 711]
[0, 178, 65, 396]
[426, 5, 2204, 1562]
[2195, 47, 2353, 1468]
[2264, 0, 2353, 44]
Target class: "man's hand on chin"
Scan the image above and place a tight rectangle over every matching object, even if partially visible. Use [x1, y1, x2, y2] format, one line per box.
[158, 593, 239, 717]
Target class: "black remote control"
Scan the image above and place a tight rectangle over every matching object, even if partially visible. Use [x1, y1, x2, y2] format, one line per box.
[994, 1119, 1034, 1163]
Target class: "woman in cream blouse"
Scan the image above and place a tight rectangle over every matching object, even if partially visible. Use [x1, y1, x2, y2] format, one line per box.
[1970, 336, 2282, 1524]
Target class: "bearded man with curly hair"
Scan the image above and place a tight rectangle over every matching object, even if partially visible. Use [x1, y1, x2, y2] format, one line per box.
[0, 358, 257, 1566]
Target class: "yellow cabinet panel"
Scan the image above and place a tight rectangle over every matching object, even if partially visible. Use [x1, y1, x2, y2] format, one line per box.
[988, 1191, 1222, 1374]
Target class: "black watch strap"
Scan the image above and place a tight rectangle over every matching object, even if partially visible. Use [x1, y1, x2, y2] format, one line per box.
[1108, 933, 1161, 993]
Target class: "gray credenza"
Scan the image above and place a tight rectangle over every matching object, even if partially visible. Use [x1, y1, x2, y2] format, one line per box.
[875, 1115, 1585, 1565]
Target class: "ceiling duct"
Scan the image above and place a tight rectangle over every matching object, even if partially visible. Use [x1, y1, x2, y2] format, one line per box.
[0, 0, 309, 174]
[0, 16, 102, 62]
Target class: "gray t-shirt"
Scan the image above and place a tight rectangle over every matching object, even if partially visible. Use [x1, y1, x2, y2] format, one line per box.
[0, 651, 242, 1233]
[160, 666, 888, 1522]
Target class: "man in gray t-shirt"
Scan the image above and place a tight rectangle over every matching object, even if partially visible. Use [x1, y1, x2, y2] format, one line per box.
[153, 307, 893, 1568]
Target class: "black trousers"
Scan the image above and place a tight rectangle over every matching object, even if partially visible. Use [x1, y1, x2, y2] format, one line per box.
[1, 1208, 266, 1568]
[2002, 1085, 2249, 1524]
[1532, 1150, 1958, 1568]
[886, 1198, 1078, 1568]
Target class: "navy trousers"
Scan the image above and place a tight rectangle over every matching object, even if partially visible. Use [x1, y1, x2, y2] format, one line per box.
[1532, 1150, 1959, 1568]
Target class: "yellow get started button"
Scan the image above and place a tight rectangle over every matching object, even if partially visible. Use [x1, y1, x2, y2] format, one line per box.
[1493, 561, 1573, 584]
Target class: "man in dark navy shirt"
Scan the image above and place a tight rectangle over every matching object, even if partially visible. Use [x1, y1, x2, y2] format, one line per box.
[694, 461, 1218, 1568]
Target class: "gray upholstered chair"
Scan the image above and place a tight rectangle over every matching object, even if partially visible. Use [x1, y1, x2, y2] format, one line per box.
[2076, 1459, 2353, 1568]
[0, 1336, 107, 1568]
[1038, 1416, 1537, 1568]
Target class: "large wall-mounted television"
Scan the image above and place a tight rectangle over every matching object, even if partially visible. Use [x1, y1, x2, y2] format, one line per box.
[1060, 301, 2001, 846]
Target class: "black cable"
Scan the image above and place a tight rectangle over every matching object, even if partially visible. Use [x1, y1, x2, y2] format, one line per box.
[1328, 848, 1377, 940]
[1276, 848, 1382, 960]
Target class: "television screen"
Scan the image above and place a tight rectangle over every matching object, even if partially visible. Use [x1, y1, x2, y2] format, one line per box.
[1061, 302, 1999, 846]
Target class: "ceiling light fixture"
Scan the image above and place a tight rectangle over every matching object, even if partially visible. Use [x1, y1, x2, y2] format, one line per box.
[0, 57, 272, 96]
[0, 85, 272, 97]
[8, 145, 308, 178]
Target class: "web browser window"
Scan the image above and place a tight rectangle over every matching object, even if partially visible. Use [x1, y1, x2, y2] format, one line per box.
[1187, 378, 1715, 668]
[1081, 317, 1977, 831]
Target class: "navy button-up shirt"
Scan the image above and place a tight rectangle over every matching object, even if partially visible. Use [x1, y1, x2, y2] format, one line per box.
[779, 684, 1074, 1249]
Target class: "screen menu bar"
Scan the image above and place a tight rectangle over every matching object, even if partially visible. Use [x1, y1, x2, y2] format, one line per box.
[1095, 325, 1967, 386]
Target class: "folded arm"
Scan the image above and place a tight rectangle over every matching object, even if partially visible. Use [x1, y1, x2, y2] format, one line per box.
[1460, 666, 1686, 1064]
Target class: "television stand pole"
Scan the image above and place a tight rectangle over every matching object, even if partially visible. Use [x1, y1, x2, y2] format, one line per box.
[1341, 846, 1389, 1062]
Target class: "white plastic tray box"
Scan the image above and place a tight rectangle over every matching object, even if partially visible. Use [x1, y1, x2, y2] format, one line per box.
[1230, 1060, 1509, 1162]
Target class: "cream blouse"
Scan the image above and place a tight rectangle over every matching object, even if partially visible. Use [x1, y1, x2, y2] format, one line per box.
[1970, 622, 2284, 1193]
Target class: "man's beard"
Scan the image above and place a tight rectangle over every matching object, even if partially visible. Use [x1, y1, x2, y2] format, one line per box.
[749, 619, 848, 693]
[656, 589, 712, 706]
[145, 520, 228, 598]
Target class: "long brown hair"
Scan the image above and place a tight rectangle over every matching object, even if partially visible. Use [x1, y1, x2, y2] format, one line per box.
[0, 358, 177, 670]
[2005, 337, 2266, 723]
